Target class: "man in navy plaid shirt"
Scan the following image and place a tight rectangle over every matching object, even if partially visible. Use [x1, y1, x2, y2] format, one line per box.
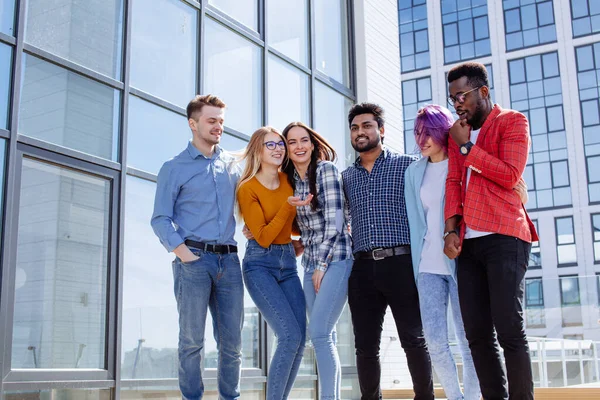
[342, 103, 434, 400]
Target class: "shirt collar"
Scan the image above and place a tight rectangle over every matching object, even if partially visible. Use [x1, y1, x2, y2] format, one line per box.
[353, 146, 389, 168]
[186, 141, 221, 160]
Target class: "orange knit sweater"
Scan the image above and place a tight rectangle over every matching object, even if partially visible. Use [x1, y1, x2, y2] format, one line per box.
[237, 172, 296, 248]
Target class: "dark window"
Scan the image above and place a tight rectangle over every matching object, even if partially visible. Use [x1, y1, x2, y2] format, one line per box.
[555, 216, 577, 265]
[575, 42, 600, 203]
[442, 0, 491, 63]
[571, 0, 600, 38]
[399, 0, 430, 72]
[509, 52, 571, 210]
[503, 0, 557, 52]
[402, 77, 432, 153]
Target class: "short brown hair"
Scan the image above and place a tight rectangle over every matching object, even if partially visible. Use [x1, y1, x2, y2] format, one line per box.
[186, 94, 226, 120]
[347, 102, 385, 129]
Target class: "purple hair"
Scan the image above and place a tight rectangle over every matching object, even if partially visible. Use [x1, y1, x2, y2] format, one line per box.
[413, 104, 455, 154]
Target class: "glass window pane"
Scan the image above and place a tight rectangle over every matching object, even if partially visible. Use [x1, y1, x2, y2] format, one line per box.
[314, 82, 354, 167]
[24, 0, 123, 79]
[576, 45, 594, 71]
[267, 55, 310, 132]
[0, 42, 11, 130]
[19, 55, 120, 161]
[122, 176, 178, 378]
[208, 0, 258, 31]
[268, 0, 308, 67]
[204, 18, 262, 135]
[556, 217, 574, 244]
[0, 140, 5, 236]
[0, 0, 15, 35]
[127, 96, 189, 175]
[552, 160, 569, 187]
[315, 0, 350, 86]
[560, 277, 580, 304]
[130, 0, 197, 108]
[122, 176, 261, 379]
[12, 158, 111, 369]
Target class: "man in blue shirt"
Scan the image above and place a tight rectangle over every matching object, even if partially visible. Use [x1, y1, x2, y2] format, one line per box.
[151, 95, 243, 400]
[342, 103, 433, 400]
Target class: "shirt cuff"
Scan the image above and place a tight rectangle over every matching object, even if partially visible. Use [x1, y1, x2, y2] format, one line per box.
[164, 232, 185, 253]
[316, 262, 328, 272]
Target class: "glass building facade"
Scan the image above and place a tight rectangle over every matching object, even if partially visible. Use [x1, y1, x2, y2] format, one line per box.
[396, 0, 600, 394]
[0, 0, 358, 398]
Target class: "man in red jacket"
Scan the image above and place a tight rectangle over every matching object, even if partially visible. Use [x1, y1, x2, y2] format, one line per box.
[443, 62, 538, 400]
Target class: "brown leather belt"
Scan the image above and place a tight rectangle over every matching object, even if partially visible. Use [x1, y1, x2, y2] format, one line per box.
[355, 245, 411, 260]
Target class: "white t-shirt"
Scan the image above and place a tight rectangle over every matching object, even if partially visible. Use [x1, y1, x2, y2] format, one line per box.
[464, 128, 493, 239]
[419, 159, 450, 275]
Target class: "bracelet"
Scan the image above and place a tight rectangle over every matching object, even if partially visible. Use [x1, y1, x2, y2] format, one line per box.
[443, 230, 458, 240]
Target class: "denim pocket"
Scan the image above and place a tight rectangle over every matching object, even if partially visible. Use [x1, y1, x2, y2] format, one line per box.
[245, 243, 270, 257]
[180, 250, 203, 266]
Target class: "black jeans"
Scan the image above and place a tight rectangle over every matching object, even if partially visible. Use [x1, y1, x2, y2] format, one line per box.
[458, 234, 533, 400]
[348, 254, 434, 400]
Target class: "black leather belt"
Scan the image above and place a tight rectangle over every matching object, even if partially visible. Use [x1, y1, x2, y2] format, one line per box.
[356, 245, 411, 260]
[185, 239, 237, 254]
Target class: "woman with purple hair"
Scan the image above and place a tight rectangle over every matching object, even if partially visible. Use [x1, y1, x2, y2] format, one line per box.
[404, 104, 480, 400]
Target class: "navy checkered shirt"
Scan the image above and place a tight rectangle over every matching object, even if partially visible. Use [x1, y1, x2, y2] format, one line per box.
[341, 147, 417, 253]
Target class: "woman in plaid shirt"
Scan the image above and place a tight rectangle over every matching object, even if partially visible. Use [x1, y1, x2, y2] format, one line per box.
[282, 122, 353, 400]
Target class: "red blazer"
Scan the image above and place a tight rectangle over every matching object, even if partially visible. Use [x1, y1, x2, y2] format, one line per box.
[444, 104, 538, 243]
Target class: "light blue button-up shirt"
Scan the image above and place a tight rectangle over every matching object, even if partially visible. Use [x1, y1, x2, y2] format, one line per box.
[151, 141, 241, 252]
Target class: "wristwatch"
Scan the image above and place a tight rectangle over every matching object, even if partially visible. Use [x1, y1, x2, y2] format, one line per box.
[460, 141, 474, 155]
[443, 230, 458, 240]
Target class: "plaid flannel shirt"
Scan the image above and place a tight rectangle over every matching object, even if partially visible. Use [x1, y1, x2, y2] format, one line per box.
[294, 161, 353, 272]
[342, 147, 417, 253]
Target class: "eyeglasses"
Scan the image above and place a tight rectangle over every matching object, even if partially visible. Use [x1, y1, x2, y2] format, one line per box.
[263, 140, 286, 150]
[447, 86, 482, 106]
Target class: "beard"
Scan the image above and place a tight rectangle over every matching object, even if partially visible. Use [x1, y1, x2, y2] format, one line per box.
[351, 135, 381, 152]
[466, 101, 486, 129]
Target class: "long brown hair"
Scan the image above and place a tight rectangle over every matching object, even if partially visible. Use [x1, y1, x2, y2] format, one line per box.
[282, 122, 336, 211]
[236, 126, 287, 217]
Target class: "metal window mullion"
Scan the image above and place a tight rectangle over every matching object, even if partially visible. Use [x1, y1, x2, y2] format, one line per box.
[113, 0, 134, 396]
[261, 0, 269, 375]
[0, 0, 27, 391]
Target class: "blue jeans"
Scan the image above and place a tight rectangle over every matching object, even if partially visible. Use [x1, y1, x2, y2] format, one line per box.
[243, 240, 306, 400]
[172, 248, 244, 400]
[304, 259, 353, 400]
[417, 273, 480, 400]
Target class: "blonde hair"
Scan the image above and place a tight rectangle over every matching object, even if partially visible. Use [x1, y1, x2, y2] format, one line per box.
[236, 126, 287, 217]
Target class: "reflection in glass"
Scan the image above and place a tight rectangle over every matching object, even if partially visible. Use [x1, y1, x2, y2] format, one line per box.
[12, 158, 110, 369]
[123, 176, 260, 375]
[19, 55, 121, 161]
[314, 0, 350, 85]
[0, 140, 4, 236]
[0, 42, 11, 130]
[5, 389, 111, 400]
[127, 96, 190, 175]
[208, 0, 258, 31]
[130, 0, 197, 107]
[204, 18, 262, 135]
[122, 176, 178, 378]
[314, 82, 354, 167]
[0, 0, 15, 36]
[268, 0, 308, 66]
[206, 225, 259, 369]
[121, 382, 265, 399]
[267, 55, 310, 132]
[25, 0, 123, 79]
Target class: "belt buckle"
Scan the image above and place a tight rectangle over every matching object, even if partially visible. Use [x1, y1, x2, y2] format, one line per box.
[372, 248, 385, 261]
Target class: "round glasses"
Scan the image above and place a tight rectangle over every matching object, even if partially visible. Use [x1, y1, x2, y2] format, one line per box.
[447, 86, 482, 106]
